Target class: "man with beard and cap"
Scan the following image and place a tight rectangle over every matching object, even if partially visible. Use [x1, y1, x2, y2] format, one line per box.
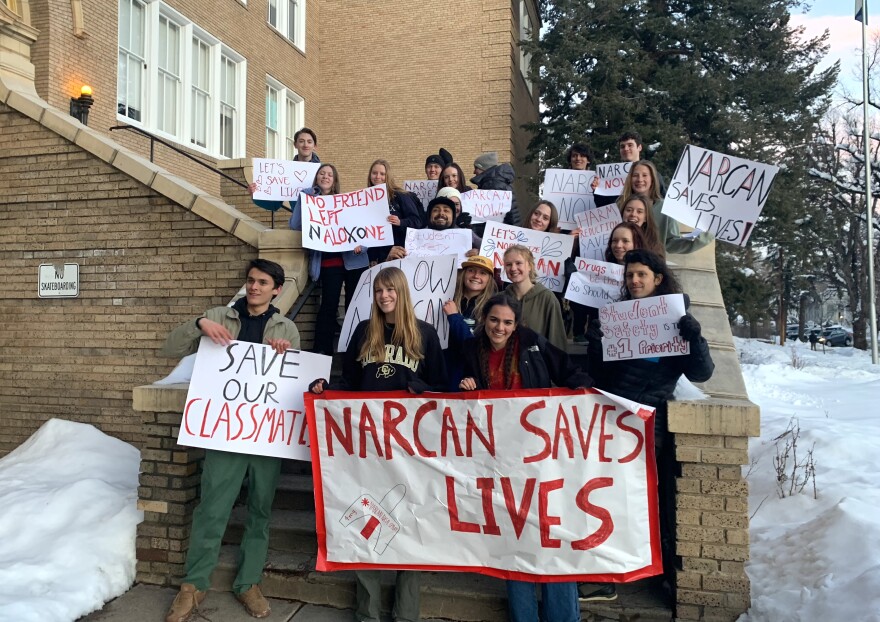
[383, 197, 477, 261]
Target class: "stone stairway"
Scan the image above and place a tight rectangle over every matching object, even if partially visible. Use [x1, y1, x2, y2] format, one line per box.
[209, 463, 672, 622]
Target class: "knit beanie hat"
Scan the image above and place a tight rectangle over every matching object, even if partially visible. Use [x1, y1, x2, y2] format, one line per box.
[474, 152, 499, 171]
[425, 154, 444, 168]
[436, 187, 462, 200]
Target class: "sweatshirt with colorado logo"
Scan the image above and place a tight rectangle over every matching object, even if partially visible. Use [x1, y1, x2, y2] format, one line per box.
[339, 320, 447, 393]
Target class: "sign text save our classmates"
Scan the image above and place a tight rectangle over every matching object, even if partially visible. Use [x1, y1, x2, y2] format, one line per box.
[178, 339, 332, 461]
[306, 389, 661, 581]
[661, 145, 779, 246]
[301, 184, 393, 252]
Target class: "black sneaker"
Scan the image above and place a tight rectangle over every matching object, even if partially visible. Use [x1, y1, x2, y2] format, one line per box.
[578, 583, 617, 602]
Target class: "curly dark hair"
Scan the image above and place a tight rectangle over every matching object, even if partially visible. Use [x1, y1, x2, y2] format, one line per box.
[620, 249, 682, 299]
[476, 295, 522, 390]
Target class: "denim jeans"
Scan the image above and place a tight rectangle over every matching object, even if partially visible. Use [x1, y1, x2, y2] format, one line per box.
[506, 580, 579, 622]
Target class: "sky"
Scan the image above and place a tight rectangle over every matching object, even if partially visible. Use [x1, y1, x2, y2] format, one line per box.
[789, 0, 879, 99]
[2, 338, 879, 621]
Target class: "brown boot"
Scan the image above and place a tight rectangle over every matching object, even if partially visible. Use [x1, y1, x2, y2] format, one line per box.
[165, 583, 206, 622]
[236, 585, 271, 618]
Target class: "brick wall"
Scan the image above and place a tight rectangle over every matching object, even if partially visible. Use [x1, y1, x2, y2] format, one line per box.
[0, 102, 257, 455]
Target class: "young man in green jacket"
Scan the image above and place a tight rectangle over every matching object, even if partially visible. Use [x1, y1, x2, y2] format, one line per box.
[163, 259, 300, 622]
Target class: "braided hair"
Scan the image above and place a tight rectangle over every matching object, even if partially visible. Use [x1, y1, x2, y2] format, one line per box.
[476, 294, 522, 389]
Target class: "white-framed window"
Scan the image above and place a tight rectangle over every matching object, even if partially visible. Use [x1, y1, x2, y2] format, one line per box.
[265, 76, 304, 159]
[267, 0, 305, 51]
[118, 0, 146, 122]
[116, 0, 247, 158]
[519, 0, 535, 94]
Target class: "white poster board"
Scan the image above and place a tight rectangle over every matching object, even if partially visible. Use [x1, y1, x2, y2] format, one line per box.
[575, 205, 623, 261]
[541, 168, 597, 229]
[599, 294, 689, 361]
[301, 184, 393, 252]
[594, 162, 634, 197]
[405, 228, 471, 265]
[251, 158, 321, 201]
[662, 145, 779, 246]
[460, 190, 512, 223]
[564, 258, 624, 309]
[404, 180, 439, 211]
[178, 339, 332, 460]
[480, 222, 574, 293]
[338, 255, 457, 351]
[306, 388, 662, 581]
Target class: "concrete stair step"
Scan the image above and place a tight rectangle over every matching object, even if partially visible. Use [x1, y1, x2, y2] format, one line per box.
[210, 546, 672, 621]
[272, 472, 317, 511]
[223, 507, 318, 554]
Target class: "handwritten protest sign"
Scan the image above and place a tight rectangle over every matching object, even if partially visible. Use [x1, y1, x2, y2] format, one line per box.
[405, 228, 471, 265]
[599, 294, 688, 362]
[460, 189, 512, 223]
[404, 180, 439, 211]
[301, 184, 393, 253]
[595, 162, 634, 197]
[178, 339, 332, 460]
[480, 222, 574, 293]
[662, 145, 779, 246]
[541, 168, 597, 229]
[251, 158, 321, 201]
[575, 204, 623, 260]
[564, 258, 624, 309]
[339, 255, 457, 351]
[306, 388, 661, 581]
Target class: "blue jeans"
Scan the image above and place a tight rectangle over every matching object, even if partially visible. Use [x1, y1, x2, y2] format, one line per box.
[506, 580, 579, 622]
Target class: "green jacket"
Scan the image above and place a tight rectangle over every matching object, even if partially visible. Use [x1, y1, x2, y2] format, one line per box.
[160, 304, 301, 358]
[654, 198, 714, 255]
[502, 282, 567, 352]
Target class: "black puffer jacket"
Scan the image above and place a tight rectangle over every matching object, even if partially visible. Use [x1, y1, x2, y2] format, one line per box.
[470, 163, 521, 227]
[461, 326, 591, 390]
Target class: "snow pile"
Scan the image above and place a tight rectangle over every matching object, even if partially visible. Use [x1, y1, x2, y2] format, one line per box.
[0, 419, 142, 622]
[736, 338, 880, 622]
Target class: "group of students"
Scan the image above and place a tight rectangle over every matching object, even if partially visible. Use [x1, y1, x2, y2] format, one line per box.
[163, 129, 716, 622]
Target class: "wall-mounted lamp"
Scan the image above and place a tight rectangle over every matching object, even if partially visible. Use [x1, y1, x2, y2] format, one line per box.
[70, 85, 94, 126]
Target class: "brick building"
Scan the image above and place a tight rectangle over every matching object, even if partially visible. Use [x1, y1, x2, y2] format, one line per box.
[14, 0, 539, 203]
[1, 2, 761, 618]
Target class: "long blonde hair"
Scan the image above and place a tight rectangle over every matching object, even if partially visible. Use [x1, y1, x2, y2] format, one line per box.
[367, 159, 404, 202]
[453, 266, 498, 320]
[503, 245, 538, 284]
[617, 160, 663, 208]
[358, 267, 424, 363]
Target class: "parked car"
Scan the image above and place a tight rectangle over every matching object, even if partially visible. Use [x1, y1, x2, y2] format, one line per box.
[819, 327, 853, 347]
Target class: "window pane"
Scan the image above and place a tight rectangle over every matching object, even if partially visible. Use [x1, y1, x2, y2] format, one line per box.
[287, 0, 296, 39]
[118, 0, 130, 48]
[268, 0, 278, 27]
[130, 0, 145, 55]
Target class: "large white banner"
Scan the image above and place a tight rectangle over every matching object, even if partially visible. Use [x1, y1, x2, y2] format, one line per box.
[564, 258, 624, 309]
[662, 145, 779, 246]
[338, 255, 457, 351]
[599, 294, 689, 361]
[405, 228, 471, 265]
[575, 204, 623, 261]
[306, 388, 661, 581]
[460, 190, 512, 223]
[404, 180, 439, 211]
[541, 168, 597, 229]
[594, 162, 634, 197]
[300, 184, 393, 252]
[251, 158, 321, 201]
[480, 222, 574, 293]
[178, 339, 332, 460]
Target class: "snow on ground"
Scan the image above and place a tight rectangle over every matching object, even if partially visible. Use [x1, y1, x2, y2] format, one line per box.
[0, 419, 142, 622]
[735, 338, 880, 622]
[1, 340, 879, 621]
